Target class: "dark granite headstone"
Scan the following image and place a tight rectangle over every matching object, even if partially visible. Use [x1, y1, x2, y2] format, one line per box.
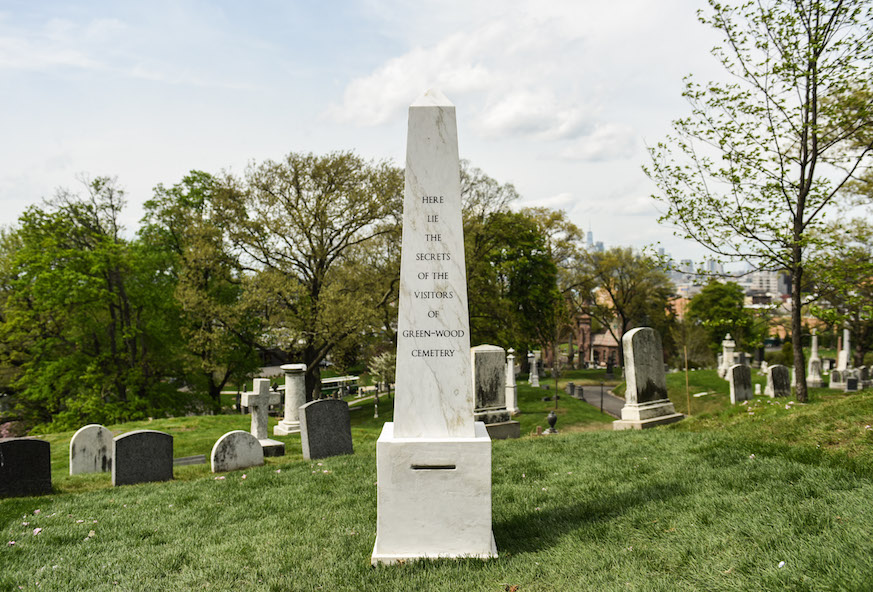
[768, 365, 791, 398]
[112, 430, 173, 486]
[845, 377, 859, 392]
[299, 399, 353, 460]
[0, 438, 52, 497]
[729, 364, 752, 404]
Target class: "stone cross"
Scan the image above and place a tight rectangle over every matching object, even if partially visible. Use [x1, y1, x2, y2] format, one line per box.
[505, 348, 519, 415]
[274, 364, 306, 436]
[242, 378, 280, 440]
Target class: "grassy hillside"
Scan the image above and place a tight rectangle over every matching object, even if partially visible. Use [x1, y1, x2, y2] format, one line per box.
[3, 370, 873, 591]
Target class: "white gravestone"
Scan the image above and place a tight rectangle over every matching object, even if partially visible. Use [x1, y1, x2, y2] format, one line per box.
[69, 424, 113, 475]
[242, 378, 285, 457]
[613, 327, 684, 430]
[528, 352, 540, 387]
[718, 333, 736, 378]
[372, 90, 496, 565]
[211, 430, 264, 473]
[274, 364, 306, 435]
[837, 328, 851, 371]
[807, 329, 823, 388]
[505, 348, 519, 415]
[765, 364, 791, 398]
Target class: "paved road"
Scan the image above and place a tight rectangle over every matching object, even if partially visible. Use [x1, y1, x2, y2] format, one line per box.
[574, 385, 625, 419]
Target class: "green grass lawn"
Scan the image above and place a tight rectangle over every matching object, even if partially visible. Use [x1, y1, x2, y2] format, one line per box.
[3, 372, 873, 591]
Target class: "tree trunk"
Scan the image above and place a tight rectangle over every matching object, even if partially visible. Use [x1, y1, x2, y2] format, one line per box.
[792, 258, 808, 403]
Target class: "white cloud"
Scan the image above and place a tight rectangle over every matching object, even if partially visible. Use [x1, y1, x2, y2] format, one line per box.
[559, 124, 639, 162]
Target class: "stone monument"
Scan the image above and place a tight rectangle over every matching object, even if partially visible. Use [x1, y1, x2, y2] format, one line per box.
[69, 424, 113, 475]
[718, 333, 736, 378]
[299, 398, 354, 460]
[371, 89, 496, 565]
[274, 363, 306, 436]
[471, 344, 520, 439]
[211, 430, 264, 473]
[613, 327, 684, 430]
[505, 348, 519, 415]
[0, 437, 52, 497]
[242, 378, 285, 457]
[765, 364, 790, 398]
[837, 328, 851, 371]
[728, 364, 753, 404]
[112, 430, 173, 486]
[528, 351, 540, 387]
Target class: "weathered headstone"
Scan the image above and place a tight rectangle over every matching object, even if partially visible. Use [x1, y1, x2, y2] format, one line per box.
[211, 430, 264, 473]
[829, 369, 845, 390]
[242, 378, 285, 457]
[0, 438, 52, 497]
[845, 376, 860, 392]
[807, 359, 823, 389]
[299, 399, 354, 460]
[859, 366, 871, 388]
[112, 430, 173, 486]
[471, 344, 519, 439]
[69, 424, 113, 475]
[372, 90, 496, 565]
[505, 348, 519, 415]
[754, 383, 762, 395]
[759, 360, 769, 376]
[728, 364, 753, 404]
[613, 327, 683, 430]
[765, 365, 790, 398]
[718, 333, 736, 378]
[274, 363, 306, 435]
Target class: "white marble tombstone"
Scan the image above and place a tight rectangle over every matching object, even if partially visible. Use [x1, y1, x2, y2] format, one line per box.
[505, 348, 519, 415]
[274, 363, 306, 435]
[807, 329, 823, 387]
[242, 378, 285, 457]
[471, 344, 519, 439]
[372, 90, 496, 565]
[765, 364, 791, 398]
[613, 327, 684, 430]
[69, 424, 113, 475]
[837, 328, 851, 371]
[718, 333, 736, 378]
[211, 430, 264, 473]
[528, 352, 540, 387]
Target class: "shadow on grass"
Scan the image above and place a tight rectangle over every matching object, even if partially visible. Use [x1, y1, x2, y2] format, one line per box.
[493, 480, 686, 555]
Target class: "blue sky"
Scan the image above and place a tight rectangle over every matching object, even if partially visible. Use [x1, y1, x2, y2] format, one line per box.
[0, 0, 725, 259]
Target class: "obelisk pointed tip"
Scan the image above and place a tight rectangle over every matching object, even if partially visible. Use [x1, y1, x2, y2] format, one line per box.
[410, 88, 454, 107]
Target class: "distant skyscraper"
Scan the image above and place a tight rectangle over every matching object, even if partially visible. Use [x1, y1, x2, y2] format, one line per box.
[586, 224, 594, 249]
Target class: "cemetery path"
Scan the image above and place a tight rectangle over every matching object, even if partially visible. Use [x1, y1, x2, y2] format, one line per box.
[575, 386, 624, 418]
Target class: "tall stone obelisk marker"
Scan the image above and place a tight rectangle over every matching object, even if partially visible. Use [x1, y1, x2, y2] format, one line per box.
[371, 89, 496, 565]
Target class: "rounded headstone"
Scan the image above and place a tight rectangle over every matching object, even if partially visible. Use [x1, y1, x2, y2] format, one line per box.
[211, 430, 264, 473]
[70, 424, 113, 475]
[0, 437, 52, 497]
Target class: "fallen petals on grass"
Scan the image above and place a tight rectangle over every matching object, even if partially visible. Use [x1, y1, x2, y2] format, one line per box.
[7, 541, 14, 546]
[32, 528, 42, 536]
[778, 561, 786, 568]
[241, 474, 247, 480]
[214, 476, 226, 480]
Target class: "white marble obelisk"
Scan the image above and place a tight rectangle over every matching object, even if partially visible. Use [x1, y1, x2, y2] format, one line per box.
[837, 328, 851, 370]
[372, 89, 496, 565]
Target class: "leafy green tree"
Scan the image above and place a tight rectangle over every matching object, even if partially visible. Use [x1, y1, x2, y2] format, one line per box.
[465, 209, 561, 354]
[214, 151, 403, 400]
[646, 0, 873, 401]
[578, 247, 675, 364]
[808, 219, 873, 365]
[1, 177, 183, 430]
[686, 280, 763, 354]
[140, 171, 263, 409]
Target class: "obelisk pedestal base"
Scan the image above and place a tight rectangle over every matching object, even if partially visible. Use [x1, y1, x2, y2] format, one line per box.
[273, 421, 300, 436]
[371, 422, 497, 565]
[613, 398, 684, 430]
